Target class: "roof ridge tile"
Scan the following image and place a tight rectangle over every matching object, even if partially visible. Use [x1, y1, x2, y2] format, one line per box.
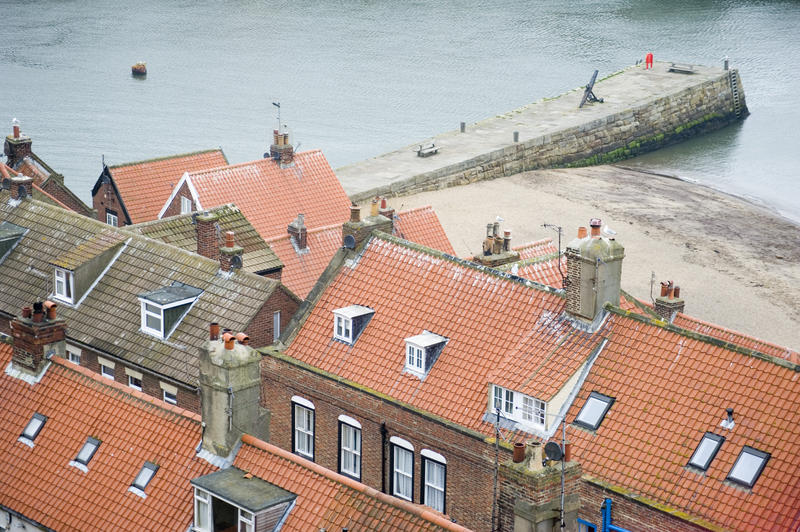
[108, 148, 225, 169]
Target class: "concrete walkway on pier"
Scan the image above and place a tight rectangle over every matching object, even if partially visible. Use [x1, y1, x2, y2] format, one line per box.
[336, 61, 727, 196]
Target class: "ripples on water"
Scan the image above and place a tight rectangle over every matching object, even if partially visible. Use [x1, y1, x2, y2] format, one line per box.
[1, 0, 799, 221]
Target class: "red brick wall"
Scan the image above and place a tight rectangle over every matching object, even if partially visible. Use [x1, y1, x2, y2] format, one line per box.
[93, 179, 128, 226]
[161, 181, 195, 219]
[40, 178, 92, 217]
[578, 481, 709, 532]
[244, 287, 299, 347]
[261, 354, 507, 532]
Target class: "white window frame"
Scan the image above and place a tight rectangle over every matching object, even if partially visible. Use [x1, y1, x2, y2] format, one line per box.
[106, 211, 118, 227]
[100, 363, 114, 380]
[293, 399, 315, 460]
[66, 345, 81, 365]
[406, 343, 424, 373]
[163, 389, 177, 405]
[522, 396, 546, 427]
[238, 509, 254, 532]
[139, 295, 197, 339]
[54, 267, 74, 304]
[128, 375, 142, 391]
[180, 195, 192, 214]
[334, 314, 353, 343]
[422, 451, 446, 513]
[339, 416, 362, 480]
[273, 310, 281, 342]
[194, 488, 212, 532]
[391, 438, 414, 501]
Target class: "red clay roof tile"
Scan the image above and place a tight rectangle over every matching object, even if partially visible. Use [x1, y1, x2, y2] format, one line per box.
[110, 149, 227, 223]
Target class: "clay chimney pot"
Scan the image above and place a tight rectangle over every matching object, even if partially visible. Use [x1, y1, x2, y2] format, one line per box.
[590, 218, 602, 237]
[44, 300, 57, 320]
[21, 306, 32, 319]
[225, 231, 235, 248]
[577, 226, 588, 239]
[660, 282, 669, 297]
[370, 198, 379, 217]
[235, 332, 250, 345]
[222, 332, 235, 350]
[350, 204, 361, 223]
[209, 322, 220, 341]
[674, 286, 681, 298]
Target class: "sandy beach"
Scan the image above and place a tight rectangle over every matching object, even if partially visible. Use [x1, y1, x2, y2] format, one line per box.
[382, 165, 800, 351]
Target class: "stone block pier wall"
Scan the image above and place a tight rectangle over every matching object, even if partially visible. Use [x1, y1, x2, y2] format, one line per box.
[346, 64, 746, 203]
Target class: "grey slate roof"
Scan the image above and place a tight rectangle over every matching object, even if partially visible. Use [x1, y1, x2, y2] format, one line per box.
[0, 191, 282, 387]
[128, 204, 283, 275]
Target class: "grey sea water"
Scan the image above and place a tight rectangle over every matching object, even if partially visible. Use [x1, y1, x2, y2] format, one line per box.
[2, 0, 799, 222]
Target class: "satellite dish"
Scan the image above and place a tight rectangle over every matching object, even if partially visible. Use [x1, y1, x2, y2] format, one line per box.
[343, 235, 356, 249]
[230, 255, 243, 270]
[544, 441, 563, 461]
[1, 178, 10, 190]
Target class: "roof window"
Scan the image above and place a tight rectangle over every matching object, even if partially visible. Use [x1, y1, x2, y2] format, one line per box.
[727, 446, 770, 488]
[687, 432, 724, 471]
[138, 282, 202, 339]
[129, 461, 159, 497]
[404, 331, 448, 378]
[70, 437, 102, 472]
[332, 305, 374, 344]
[574, 391, 614, 431]
[19, 412, 46, 446]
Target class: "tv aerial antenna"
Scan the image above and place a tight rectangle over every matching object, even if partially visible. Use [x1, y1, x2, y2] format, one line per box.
[542, 223, 566, 286]
[272, 101, 281, 131]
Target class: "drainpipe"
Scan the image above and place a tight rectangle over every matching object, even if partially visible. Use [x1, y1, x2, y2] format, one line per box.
[380, 422, 388, 493]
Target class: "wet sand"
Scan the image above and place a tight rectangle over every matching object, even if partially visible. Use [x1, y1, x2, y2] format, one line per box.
[384, 165, 800, 351]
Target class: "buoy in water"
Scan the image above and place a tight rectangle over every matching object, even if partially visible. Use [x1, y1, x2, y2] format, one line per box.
[131, 62, 147, 77]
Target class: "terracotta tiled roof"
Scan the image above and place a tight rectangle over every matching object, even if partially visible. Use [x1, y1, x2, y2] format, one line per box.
[0, 192, 286, 386]
[108, 149, 227, 223]
[392, 206, 456, 255]
[285, 233, 566, 434]
[513, 238, 558, 260]
[498, 253, 565, 289]
[129, 204, 283, 275]
[267, 224, 343, 299]
[235, 435, 471, 531]
[0, 343, 214, 531]
[2, 162, 73, 211]
[671, 313, 800, 363]
[184, 150, 351, 240]
[567, 310, 800, 531]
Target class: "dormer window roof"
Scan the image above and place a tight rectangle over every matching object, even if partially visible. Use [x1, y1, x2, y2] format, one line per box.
[332, 305, 374, 344]
[404, 331, 448, 378]
[50, 230, 126, 306]
[0, 221, 26, 264]
[138, 281, 202, 339]
[574, 391, 614, 431]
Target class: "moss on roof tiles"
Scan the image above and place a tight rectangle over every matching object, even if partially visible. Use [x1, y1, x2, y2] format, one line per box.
[0, 191, 279, 385]
[129, 204, 283, 273]
[51, 230, 127, 270]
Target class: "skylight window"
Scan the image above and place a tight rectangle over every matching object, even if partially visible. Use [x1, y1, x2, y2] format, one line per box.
[131, 462, 159, 492]
[727, 446, 770, 488]
[19, 412, 47, 445]
[688, 432, 724, 471]
[404, 332, 448, 378]
[75, 437, 101, 465]
[332, 305, 374, 345]
[574, 391, 614, 431]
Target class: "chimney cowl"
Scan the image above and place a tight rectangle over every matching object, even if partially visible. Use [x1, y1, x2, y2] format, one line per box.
[222, 332, 236, 350]
[235, 332, 250, 345]
[590, 218, 602, 237]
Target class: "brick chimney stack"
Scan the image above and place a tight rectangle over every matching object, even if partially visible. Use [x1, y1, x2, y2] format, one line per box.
[4, 118, 33, 166]
[654, 280, 685, 322]
[342, 203, 392, 250]
[10, 175, 33, 200]
[287, 213, 308, 250]
[268, 126, 294, 166]
[196, 211, 220, 262]
[219, 231, 243, 272]
[10, 301, 66, 378]
[474, 220, 519, 268]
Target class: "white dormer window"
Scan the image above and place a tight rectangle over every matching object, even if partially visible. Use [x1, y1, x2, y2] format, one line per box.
[138, 282, 202, 340]
[181, 195, 192, 214]
[332, 305, 374, 345]
[491, 385, 547, 429]
[54, 268, 74, 303]
[404, 332, 448, 378]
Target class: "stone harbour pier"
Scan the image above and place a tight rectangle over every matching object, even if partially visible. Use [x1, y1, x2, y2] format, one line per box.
[341, 61, 747, 202]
